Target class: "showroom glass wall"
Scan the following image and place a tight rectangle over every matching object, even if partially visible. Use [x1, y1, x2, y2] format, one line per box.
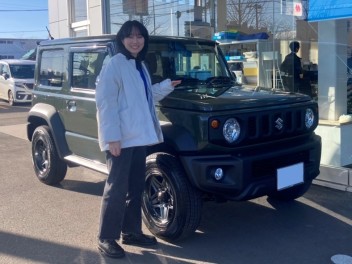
[104, 0, 352, 114]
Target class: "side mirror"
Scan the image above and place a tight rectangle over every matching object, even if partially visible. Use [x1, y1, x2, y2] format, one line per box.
[2, 73, 9, 80]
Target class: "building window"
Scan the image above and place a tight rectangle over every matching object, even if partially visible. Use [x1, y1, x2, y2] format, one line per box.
[70, 0, 89, 37]
[107, 0, 198, 37]
[71, 0, 87, 22]
[0, 55, 14, 59]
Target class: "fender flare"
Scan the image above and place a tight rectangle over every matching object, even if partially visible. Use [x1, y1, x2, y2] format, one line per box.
[160, 123, 198, 152]
[27, 103, 70, 159]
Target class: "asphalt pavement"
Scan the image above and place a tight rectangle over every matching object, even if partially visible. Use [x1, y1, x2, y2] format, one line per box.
[0, 103, 351, 264]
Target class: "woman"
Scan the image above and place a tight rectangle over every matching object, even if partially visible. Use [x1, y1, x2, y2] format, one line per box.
[95, 20, 181, 259]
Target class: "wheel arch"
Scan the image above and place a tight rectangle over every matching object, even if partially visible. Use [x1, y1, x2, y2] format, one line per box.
[27, 103, 70, 159]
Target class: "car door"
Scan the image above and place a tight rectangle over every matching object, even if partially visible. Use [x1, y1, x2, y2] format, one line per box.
[59, 44, 112, 163]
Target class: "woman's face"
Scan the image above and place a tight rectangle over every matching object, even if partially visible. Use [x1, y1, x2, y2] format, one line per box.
[122, 27, 145, 58]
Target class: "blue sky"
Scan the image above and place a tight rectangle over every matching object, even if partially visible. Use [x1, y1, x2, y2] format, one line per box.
[0, 0, 49, 39]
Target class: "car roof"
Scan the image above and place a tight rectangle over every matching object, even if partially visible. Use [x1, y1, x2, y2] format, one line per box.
[0, 59, 36, 65]
[37, 34, 216, 47]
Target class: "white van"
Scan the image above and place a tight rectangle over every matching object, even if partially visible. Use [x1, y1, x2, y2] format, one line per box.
[0, 59, 35, 105]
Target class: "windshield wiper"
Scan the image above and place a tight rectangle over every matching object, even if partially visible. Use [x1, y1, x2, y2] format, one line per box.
[205, 76, 235, 87]
[174, 77, 200, 89]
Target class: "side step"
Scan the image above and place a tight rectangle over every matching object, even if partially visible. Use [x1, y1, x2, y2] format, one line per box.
[64, 155, 108, 175]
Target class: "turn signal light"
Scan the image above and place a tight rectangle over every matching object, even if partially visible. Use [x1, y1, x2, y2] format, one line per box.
[210, 119, 220, 129]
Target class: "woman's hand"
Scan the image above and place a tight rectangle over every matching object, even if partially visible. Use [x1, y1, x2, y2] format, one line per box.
[171, 80, 182, 87]
[109, 141, 121, 157]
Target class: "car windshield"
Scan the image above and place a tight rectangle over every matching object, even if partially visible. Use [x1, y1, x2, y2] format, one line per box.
[146, 39, 235, 97]
[10, 64, 35, 79]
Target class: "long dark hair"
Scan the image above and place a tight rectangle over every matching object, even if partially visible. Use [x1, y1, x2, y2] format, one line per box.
[116, 20, 149, 61]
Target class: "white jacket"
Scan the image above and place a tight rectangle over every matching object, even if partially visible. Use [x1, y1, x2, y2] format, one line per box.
[95, 53, 173, 151]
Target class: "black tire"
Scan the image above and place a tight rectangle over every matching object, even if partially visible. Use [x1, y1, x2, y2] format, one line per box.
[31, 125, 67, 185]
[8, 91, 15, 106]
[267, 180, 312, 201]
[142, 153, 202, 241]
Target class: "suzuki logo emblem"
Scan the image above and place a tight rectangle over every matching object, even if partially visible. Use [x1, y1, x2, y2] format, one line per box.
[275, 117, 284, 130]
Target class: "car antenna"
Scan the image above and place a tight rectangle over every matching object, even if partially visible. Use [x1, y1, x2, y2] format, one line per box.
[46, 26, 54, 40]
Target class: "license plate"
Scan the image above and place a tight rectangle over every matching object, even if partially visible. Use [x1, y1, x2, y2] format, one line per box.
[277, 162, 304, 190]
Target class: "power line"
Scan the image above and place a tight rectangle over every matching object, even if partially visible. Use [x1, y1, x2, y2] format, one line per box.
[0, 30, 47, 33]
[0, 9, 47, 12]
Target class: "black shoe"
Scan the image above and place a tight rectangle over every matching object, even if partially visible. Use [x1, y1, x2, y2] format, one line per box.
[97, 239, 125, 258]
[121, 233, 157, 246]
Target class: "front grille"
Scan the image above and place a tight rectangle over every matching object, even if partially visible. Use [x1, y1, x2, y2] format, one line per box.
[209, 104, 318, 147]
[246, 108, 305, 140]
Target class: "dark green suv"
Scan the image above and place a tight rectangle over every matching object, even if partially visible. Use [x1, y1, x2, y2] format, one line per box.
[27, 35, 321, 241]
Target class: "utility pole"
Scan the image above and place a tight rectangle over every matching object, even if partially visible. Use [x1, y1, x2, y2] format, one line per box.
[176, 11, 181, 36]
[238, 0, 241, 27]
[254, 4, 261, 30]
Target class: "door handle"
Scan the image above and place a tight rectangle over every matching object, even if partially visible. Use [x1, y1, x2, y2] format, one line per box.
[66, 100, 77, 112]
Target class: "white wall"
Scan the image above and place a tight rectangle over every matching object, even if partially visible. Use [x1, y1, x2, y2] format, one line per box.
[48, 0, 103, 38]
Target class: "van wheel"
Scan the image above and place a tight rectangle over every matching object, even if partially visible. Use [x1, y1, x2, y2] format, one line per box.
[8, 91, 15, 106]
[31, 125, 67, 185]
[142, 153, 202, 241]
[268, 180, 312, 201]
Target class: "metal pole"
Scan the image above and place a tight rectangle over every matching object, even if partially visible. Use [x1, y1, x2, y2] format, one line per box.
[273, 1, 276, 89]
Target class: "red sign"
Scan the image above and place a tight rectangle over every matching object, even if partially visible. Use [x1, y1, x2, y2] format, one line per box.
[293, 2, 303, 16]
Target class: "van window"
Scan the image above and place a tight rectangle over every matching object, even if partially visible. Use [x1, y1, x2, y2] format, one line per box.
[0, 64, 10, 75]
[10, 64, 35, 79]
[71, 50, 110, 90]
[39, 49, 65, 87]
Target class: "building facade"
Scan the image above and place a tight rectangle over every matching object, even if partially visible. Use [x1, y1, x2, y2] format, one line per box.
[47, 0, 352, 191]
[0, 39, 43, 60]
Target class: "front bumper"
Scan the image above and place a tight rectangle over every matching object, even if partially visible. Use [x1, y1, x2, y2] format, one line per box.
[15, 90, 32, 103]
[180, 134, 321, 201]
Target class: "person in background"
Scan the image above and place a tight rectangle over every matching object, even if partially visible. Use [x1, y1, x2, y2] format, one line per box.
[95, 20, 181, 259]
[280, 41, 304, 93]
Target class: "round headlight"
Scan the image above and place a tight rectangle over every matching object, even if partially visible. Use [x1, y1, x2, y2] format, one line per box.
[305, 108, 315, 129]
[223, 118, 240, 143]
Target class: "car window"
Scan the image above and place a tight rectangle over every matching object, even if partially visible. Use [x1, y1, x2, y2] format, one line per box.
[10, 64, 35, 79]
[39, 49, 65, 88]
[147, 41, 231, 80]
[71, 49, 110, 90]
[1, 65, 10, 75]
[146, 40, 234, 97]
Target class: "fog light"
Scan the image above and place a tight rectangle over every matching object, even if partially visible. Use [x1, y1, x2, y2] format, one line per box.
[213, 168, 223, 181]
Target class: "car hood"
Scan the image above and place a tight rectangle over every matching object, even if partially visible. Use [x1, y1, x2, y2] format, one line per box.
[159, 86, 313, 112]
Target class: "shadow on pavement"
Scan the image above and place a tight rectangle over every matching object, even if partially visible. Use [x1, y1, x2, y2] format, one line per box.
[45, 180, 352, 264]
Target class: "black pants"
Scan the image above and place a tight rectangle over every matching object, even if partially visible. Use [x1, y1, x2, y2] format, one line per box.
[98, 146, 146, 240]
